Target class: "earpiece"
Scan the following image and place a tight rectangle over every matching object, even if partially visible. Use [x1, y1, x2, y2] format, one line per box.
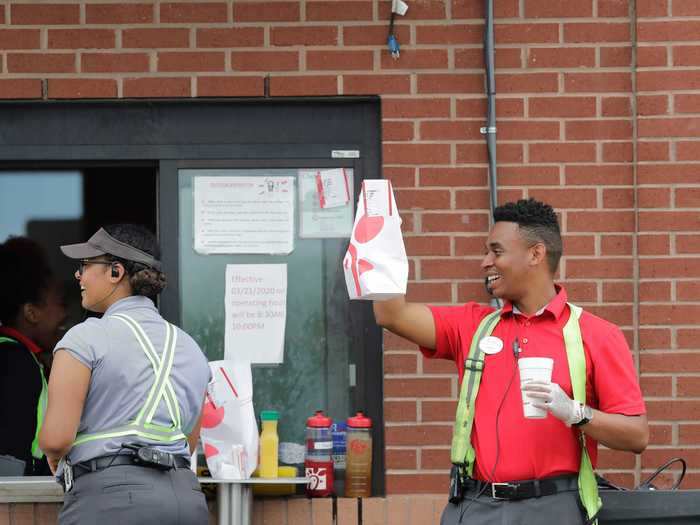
[111, 264, 119, 279]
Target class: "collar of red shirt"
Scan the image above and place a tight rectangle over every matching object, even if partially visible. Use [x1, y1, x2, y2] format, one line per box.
[500, 284, 569, 320]
[0, 326, 43, 354]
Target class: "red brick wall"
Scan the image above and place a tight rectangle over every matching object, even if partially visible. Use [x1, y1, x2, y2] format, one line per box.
[635, 0, 700, 490]
[0, 0, 698, 500]
[1, 497, 444, 525]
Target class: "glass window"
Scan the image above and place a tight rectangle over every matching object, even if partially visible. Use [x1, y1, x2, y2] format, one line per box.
[178, 168, 357, 446]
[0, 171, 83, 241]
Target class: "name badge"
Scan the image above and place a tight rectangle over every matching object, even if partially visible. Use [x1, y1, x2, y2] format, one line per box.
[479, 336, 503, 355]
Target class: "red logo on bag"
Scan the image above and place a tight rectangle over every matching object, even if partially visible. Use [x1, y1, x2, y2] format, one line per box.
[355, 214, 384, 243]
[201, 399, 225, 428]
[346, 243, 375, 296]
[204, 443, 220, 458]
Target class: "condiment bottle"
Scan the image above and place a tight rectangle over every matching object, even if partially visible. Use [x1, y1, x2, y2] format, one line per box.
[331, 420, 347, 496]
[304, 410, 334, 496]
[345, 411, 372, 497]
[259, 410, 279, 478]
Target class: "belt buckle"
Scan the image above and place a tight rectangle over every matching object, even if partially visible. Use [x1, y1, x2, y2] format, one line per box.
[491, 482, 517, 500]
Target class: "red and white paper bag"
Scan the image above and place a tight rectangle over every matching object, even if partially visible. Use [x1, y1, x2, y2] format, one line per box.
[200, 360, 258, 479]
[343, 179, 408, 300]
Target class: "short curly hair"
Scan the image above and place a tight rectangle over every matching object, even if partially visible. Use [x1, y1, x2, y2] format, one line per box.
[493, 198, 562, 274]
[0, 237, 53, 324]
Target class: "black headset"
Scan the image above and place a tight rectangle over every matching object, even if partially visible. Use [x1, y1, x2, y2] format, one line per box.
[111, 263, 119, 279]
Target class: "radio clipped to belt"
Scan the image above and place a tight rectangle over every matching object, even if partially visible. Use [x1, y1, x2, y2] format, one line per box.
[122, 443, 177, 471]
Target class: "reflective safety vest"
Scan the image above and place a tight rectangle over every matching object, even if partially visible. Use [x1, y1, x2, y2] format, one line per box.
[72, 314, 186, 448]
[450, 304, 602, 524]
[0, 336, 47, 461]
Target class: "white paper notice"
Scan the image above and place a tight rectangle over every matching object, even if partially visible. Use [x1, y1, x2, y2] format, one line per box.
[316, 168, 350, 209]
[224, 264, 287, 364]
[299, 169, 354, 238]
[194, 176, 295, 254]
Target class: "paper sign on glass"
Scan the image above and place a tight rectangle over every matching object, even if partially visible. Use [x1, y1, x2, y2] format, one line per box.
[299, 169, 354, 238]
[316, 168, 350, 209]
[224, 264, 287, 364]
[194, 176, 295, 254]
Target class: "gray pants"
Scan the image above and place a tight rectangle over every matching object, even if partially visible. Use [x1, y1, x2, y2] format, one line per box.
[440, 484, 586, 525]
[59, 464, 208, 525]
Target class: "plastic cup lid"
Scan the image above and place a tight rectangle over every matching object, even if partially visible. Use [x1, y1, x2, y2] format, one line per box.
[307, 409, 332, 427]
[347, 411, 372, 428]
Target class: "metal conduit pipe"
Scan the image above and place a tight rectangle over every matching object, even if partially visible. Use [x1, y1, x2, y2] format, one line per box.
[482, 0, 501, 308]
[483, 0, 497, 221]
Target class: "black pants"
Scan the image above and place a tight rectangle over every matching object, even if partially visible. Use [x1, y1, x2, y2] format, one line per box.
[440, 486, 586, 525]
[59, 464, 208, 525]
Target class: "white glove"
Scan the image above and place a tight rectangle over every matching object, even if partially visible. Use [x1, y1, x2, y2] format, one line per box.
[521, 381, 581, 426]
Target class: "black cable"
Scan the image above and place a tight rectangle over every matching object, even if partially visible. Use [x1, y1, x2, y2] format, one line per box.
[637, 457, 686, 491]
[105, 444, 133, 469]
[70, 444, 133, 480]
[458, 347, 519, 522]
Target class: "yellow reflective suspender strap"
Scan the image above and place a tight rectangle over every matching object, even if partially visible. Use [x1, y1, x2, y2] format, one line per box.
[0, 335, 47, 460]
[563, 303, 602, 525]
[113, 314, 181, 429]
[29, 353, 48, 459]
[448, 302, 601, 523]
[73, 315, 185, 447]
[450, 309, 501, 474]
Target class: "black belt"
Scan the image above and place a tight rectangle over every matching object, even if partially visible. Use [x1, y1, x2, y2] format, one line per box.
[71, 453, 190, 481]
[465, 474, 578, 500]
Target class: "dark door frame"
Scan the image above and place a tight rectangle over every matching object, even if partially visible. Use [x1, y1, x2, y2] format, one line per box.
[0, 97, 385, 495]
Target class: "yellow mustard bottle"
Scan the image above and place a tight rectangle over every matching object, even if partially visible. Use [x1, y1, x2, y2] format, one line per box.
[259, 410, 279, 478]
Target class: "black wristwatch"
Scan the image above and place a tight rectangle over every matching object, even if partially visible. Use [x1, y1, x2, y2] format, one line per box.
[573, 404, 593, 427]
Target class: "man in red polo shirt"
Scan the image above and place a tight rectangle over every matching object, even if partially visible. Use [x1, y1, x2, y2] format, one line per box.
[373, 199, 647, 524]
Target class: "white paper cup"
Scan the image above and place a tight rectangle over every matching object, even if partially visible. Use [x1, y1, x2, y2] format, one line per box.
[518, 357, 554, 419]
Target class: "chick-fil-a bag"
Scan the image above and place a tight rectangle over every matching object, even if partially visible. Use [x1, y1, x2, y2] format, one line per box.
[200, 360, 258, 479]
[343, 179, 408, 300]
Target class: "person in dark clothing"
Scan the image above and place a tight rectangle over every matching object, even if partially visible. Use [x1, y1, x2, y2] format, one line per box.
[0, 237, 67, 475]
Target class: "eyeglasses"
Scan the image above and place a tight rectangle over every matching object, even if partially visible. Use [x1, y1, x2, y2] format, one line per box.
[77, 259, 113, 277]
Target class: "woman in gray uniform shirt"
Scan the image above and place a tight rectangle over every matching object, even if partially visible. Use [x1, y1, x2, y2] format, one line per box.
[39, 224, 210, 525]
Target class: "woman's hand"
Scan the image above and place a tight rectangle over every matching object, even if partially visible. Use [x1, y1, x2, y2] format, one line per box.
[47, 455, 60, 475]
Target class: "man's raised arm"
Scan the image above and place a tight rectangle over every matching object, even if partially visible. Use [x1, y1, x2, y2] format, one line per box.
[373, 296, 437, 350]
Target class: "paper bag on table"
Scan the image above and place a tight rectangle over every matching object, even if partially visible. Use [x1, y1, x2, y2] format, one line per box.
[200, 360, 258, 479]
[343, 179, 408, 300]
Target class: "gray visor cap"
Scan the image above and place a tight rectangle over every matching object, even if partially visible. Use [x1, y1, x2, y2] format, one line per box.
[60, 228, 162, 271]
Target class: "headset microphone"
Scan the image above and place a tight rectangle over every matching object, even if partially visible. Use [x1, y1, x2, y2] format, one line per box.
[512, 337, 521, 358]
[82, 266, 123, 314]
